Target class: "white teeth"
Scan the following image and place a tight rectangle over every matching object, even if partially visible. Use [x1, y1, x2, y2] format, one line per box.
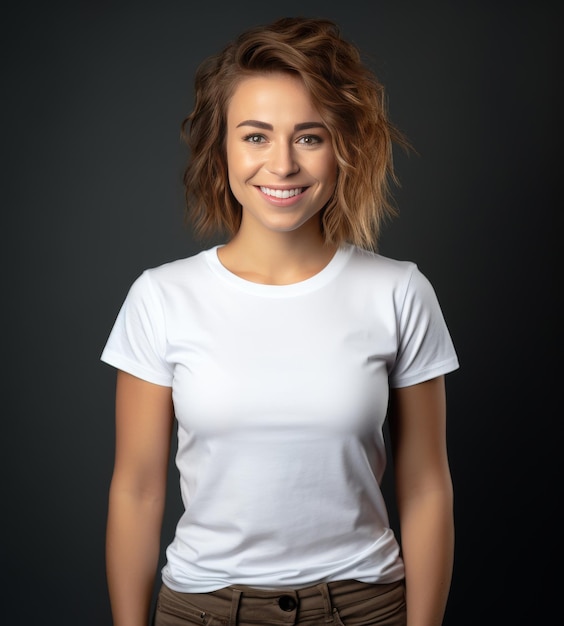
[260, 187, 303, 198]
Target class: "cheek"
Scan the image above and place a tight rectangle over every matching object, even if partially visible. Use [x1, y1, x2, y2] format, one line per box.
[226, 149, 244, 193]
[226, 154, 255, 205]
[322, 159, 338, 194]
[227, 146, 259, 180]
[225, 142, 237, 176]
[311, 149, 338, 183]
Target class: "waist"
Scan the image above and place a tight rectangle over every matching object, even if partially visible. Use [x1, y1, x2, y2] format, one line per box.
[156, 578, 406, 625]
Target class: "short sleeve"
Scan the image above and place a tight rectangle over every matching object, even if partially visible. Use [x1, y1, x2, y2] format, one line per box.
[100, 270, 173, 386]
[388, 266, 459, 388]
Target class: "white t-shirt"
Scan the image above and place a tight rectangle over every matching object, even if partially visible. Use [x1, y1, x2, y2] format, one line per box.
[101, 244, 459, 592]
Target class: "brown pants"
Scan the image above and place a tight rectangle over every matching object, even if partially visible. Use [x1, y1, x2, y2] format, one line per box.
[154, 578, 406, 625]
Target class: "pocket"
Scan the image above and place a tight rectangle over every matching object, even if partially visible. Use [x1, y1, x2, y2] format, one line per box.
[332, 581, 407, 626]
[154, 585, 222, 626]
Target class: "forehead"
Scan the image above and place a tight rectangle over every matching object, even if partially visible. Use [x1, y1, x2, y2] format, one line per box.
[227, 72, 322, 122]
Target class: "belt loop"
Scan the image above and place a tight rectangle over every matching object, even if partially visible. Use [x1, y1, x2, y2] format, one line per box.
[316, 583, 334, 622]
[228, 588, 242, 626]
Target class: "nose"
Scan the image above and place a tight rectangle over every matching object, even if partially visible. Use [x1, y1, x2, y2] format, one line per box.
[266, 142, 300, 177]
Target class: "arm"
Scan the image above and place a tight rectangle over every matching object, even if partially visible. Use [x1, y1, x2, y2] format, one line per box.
[388, 376, 454, 626]
[106, 370, 174, 626]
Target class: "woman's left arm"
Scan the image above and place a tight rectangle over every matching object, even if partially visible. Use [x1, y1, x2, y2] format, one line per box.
[388, 375, 454, 626]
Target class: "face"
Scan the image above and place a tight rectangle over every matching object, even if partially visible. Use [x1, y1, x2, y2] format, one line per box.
[226, 72, 338, 237]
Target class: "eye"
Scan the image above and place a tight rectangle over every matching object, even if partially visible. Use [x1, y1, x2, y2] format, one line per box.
[243, 133, 267, 144]
[297, 134, 322, 145]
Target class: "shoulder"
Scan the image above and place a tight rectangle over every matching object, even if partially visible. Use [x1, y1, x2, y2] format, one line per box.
[347, 244, 416, 272]
[144, 248, 211, 282]
[131, 247, 217, 293]
[121, 247, 215, 308]
[340, 246, 446, 314]
[344, 245, 419, 288]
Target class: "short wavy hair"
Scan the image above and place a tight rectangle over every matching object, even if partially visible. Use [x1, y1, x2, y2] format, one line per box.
[181, 16, 410, 250]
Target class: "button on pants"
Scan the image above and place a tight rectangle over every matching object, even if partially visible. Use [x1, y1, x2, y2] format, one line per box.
[154, 578, 406, 625]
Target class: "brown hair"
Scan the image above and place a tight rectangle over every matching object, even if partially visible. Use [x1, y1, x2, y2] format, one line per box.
[181, 16, 411, 250]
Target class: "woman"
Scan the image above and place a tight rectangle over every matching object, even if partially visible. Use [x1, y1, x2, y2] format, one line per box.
[101, 16, 459, 626]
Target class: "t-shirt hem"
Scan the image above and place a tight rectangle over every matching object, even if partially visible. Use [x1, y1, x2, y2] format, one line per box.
[100, 350, 173, 387]
[389, 356, 460, 389]
[160, 571, 406, 594]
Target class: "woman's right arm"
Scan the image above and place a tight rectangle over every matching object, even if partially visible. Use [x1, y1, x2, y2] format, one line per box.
[106, 370, 174, 626]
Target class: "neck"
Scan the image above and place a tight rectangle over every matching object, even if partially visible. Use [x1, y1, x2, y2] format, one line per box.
[218, 223, 338, 286]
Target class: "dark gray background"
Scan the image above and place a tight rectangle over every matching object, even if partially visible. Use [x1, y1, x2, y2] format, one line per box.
[4, 1, 558, 624]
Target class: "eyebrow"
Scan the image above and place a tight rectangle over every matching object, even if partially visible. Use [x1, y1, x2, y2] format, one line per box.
[235, 120, 327, 132]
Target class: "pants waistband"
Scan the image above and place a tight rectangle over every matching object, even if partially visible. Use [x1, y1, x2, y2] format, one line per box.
[156, 578, 405, 625]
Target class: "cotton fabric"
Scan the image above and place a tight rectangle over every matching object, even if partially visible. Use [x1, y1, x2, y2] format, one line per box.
[101, 244, 459, 593]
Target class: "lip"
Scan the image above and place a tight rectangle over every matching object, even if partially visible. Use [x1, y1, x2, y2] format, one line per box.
[256, 185, 309, 206]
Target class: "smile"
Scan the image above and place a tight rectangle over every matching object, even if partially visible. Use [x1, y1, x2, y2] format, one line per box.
[259, 186, 305, 199]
